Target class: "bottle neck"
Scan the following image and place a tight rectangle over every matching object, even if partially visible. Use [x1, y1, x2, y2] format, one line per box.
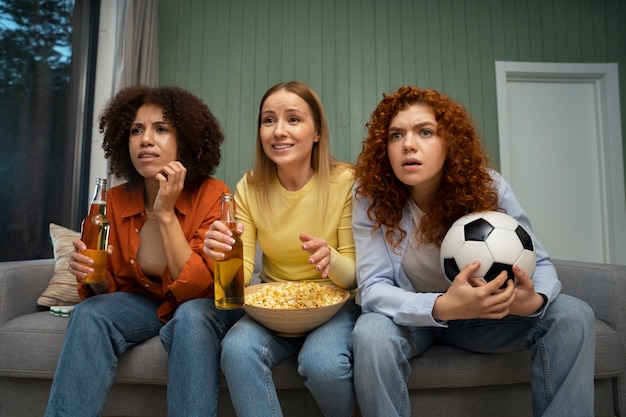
[90, 180, 107, 216]
[89, 202, 106, 216]
[221, 196, 236, 223]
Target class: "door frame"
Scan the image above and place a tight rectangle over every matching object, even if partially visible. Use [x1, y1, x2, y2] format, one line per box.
[495, 61, 626, 265]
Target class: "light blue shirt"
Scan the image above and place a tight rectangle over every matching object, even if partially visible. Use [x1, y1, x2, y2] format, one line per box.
[352, 170, 561, 328]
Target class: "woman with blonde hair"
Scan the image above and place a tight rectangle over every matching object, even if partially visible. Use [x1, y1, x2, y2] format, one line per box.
[205, 81, 360, 417]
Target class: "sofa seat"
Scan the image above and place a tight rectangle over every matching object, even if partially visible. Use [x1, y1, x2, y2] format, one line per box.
[2, 310, 623, 388]
[1, 258, 625, 417]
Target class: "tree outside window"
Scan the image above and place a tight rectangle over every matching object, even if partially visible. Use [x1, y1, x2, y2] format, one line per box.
[0, 0, 96, 261]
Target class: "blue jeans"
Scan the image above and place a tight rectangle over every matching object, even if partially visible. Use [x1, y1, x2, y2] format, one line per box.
[350, 294, 595, 417]
[221, 300, 361, 417]
[44, 292, 244, 417]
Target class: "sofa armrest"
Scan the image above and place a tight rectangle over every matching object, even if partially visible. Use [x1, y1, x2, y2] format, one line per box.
[0, 259, 54, 325]
[552, 259, 626, 331]
[552, 259, 626, 416]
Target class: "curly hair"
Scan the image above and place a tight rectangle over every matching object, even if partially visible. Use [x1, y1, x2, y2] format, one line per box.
[100, 85, 224, 188]
[354, 85, 500, 249]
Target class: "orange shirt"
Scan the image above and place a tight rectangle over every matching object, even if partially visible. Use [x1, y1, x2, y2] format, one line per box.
[78, 177, 230, 322]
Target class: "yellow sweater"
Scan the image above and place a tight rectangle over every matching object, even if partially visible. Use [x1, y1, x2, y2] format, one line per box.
[234, 168, 356, 290]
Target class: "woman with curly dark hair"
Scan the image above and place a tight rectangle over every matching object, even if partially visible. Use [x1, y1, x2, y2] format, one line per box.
[350, 85, 595, 417]
[45, 85, 244, 417]
[101, 85, 224, 188]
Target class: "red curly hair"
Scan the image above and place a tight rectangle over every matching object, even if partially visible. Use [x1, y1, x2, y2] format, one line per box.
[354, 85, 500, 249]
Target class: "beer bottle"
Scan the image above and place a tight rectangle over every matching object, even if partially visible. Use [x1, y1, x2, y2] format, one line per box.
[78, 178, 110, 283]
[214, 193, 244, 309]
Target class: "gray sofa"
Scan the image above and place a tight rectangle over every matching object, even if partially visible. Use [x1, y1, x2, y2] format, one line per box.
[0, 258, 625, 417]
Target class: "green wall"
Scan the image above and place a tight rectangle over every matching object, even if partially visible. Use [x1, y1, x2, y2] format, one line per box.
[158, 0, 626, 193]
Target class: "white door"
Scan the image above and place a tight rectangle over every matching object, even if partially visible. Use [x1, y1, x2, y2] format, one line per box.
[495, 61, 626, 265]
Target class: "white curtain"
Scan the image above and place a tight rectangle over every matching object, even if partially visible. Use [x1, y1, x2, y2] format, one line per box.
[102, 0, 159, 186]
[113, 0, 159, 91]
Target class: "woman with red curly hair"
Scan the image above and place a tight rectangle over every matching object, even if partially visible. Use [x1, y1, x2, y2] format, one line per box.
[350, 85, 595, 417]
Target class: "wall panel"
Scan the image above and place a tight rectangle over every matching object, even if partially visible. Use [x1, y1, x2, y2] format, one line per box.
[158, 0, 626, 194]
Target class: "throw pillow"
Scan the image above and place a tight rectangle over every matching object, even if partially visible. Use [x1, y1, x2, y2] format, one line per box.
[37, 223, 82, 307]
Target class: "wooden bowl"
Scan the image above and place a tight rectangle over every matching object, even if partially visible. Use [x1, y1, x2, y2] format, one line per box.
[243, 282, 350, 337]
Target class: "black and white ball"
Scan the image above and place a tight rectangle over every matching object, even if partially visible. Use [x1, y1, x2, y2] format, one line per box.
[440, 211, 536, 285]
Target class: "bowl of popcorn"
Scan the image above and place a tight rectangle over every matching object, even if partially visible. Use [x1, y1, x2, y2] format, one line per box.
[243, 281, 350, 337]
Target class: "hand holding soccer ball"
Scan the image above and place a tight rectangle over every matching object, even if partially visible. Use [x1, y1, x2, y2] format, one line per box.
[440, 211, 536, 286]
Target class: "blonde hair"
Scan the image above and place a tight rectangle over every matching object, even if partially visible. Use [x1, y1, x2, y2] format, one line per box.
[247, 81, 351, 215]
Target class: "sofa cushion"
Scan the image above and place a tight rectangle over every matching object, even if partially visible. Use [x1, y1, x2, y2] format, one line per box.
[37, 224, 81, 307]
[0, 311, 170, 383]
[405, 318, 624, 389]
[0, 312, 68, 377]
[594, 318, 626, 377]
[2, 311, 622, 393]
[0, 309, 304, 388]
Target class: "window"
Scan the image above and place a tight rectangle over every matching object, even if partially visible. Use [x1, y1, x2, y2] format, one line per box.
[0, 0, 99, 261]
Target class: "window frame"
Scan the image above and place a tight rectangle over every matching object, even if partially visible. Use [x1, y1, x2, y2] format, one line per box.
[66, 0, 101, 230]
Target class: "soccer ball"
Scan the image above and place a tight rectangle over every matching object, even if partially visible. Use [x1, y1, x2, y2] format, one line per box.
[440, 211, 536, 285]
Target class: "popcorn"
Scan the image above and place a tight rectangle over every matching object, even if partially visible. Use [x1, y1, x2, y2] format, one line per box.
[245, 282, 345, 309]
